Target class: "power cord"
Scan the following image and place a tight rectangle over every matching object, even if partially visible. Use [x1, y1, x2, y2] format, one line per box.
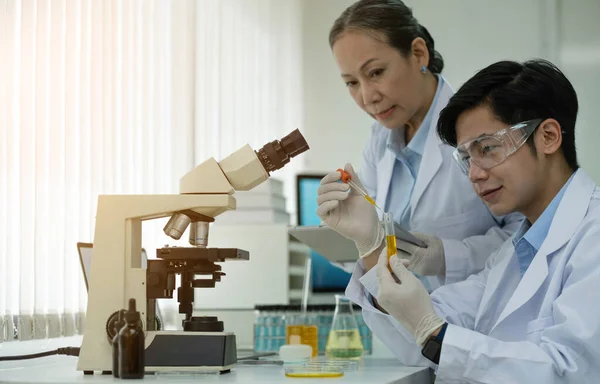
[0, 347, 80, 361]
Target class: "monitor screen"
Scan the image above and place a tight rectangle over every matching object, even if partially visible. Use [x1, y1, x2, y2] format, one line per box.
[77, 242, 147, 292]
[296, 175, 351, 292]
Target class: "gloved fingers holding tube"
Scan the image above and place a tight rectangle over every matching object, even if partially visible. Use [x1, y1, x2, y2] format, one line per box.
[376, 247, 445, 345]
[316, 163, 383, 258]
[396, 232, 446, 277]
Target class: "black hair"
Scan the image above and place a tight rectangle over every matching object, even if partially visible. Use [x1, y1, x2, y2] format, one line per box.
[329, 0, 444, 74]
[437, 59, 579, 171]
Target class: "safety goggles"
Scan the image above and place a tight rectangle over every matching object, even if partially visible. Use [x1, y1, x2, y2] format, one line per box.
[452, 119, 543, 175]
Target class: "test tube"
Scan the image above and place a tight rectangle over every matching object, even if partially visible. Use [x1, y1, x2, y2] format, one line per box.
[383, 213, 397, 262]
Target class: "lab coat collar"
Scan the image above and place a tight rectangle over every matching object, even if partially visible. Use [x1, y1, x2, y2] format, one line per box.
[386, 75, 444, 157]
[408, 78, 455, 213]
[375, 77, 453, 217]
[489, 169, 595, 331]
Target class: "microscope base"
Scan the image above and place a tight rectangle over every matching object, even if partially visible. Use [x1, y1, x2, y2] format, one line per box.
[145, 331, 237, 373]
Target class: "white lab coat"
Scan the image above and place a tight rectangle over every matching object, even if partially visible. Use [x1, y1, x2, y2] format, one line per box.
[348, 169, 600, 383]
[359, 78, 523, 289]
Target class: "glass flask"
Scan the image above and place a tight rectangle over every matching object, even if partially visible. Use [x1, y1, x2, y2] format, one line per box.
[325, 295, 364, 360]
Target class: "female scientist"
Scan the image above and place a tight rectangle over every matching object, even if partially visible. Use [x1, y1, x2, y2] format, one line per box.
[317, 0, 523, 291]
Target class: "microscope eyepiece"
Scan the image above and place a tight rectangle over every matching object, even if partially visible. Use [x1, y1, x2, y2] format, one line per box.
[256, 129, 309, 173]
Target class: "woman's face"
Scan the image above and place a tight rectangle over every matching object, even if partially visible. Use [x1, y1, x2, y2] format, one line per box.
[332, 30, 425, 129]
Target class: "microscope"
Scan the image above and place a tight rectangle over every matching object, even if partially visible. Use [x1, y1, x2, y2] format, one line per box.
[77, 129, 309, 374]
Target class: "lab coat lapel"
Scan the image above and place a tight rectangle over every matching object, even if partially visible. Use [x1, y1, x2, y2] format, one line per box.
[409, 81, 454, 213]
[476, 242, 515, 323]
[491, 170, 595, 331]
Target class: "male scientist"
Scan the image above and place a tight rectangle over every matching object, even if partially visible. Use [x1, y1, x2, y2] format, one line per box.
[345, 59, 600, 382]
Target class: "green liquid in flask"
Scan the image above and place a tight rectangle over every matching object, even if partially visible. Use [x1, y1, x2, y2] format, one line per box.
[325, 329, 364, 360]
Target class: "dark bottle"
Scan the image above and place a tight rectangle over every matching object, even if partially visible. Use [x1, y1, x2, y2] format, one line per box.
[112, 310, 126, 378]
[118, 298, 145, 379]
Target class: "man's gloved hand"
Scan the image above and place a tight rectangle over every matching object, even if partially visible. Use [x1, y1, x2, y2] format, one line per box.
[396, 233, 446, 276]
[376, 248, 445, 345]
[316, 163, 383, 258]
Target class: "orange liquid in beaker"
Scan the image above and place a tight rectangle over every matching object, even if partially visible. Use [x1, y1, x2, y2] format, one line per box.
[286, 325, 319, 357]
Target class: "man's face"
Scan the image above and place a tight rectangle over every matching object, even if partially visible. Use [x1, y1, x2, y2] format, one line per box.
[455, 106, 540, 217]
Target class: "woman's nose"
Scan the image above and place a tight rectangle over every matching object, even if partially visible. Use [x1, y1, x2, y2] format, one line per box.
[361, 82, 382, 105]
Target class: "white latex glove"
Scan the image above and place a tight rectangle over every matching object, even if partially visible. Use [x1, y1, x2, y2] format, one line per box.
[316, 163, 383, 258]
[396, 233, 446, 276]
[376, 248, 445, 345]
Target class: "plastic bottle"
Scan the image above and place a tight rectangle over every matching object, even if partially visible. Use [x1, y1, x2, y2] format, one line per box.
[112, 310, 126, 378]
[253, 305, 264, 352]
[118, 298, 145, 379]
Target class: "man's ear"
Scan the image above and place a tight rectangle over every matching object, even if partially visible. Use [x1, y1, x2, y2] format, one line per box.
[535, 118, 562, 155]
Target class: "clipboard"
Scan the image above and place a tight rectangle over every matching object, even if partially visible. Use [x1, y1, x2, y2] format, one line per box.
[288, 222, 426, 263]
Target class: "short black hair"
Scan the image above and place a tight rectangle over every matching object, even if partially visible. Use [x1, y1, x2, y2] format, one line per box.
[437, 59, 579, 171]
[329, 0, 444, 74]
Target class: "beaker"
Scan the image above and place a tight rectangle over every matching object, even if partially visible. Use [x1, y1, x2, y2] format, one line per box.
[285, 307, 319, 357]
[325, 295, 364, 360]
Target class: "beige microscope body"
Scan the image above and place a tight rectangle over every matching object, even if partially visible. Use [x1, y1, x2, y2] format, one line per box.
[77, 130, 308, 374]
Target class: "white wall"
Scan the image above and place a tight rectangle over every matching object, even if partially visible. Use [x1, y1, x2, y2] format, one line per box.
[405, 0, 557, 85]
[559, 0, 600, 183]
[301, 0, 373, 174]
[300, 0, 600, 178]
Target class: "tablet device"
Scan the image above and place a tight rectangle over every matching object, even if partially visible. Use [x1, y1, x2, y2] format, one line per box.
[77, 242, 148, 292]
[288, 225, 359, 262]
[394, 222, 427, 248]
[77, 242, 93, 291]
[288, 223, 426, 263]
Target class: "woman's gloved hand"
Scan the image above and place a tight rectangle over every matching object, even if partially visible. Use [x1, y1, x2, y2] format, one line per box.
[396, 233, 446, 276]
[316, 163, 383, 258]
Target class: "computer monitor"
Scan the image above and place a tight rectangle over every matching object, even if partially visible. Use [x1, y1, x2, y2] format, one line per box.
[77, 242, 147, 292]
[296, 174, 351, 292]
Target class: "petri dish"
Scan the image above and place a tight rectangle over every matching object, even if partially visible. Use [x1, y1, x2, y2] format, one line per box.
[284, 366, 344, 378]
[303, 360, 358, 372]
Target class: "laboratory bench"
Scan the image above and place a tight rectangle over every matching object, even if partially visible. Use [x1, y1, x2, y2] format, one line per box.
[0, 336, 432, 383]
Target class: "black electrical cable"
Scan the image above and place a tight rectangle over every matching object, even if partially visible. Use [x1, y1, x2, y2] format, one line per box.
[0, 347, 80, 361]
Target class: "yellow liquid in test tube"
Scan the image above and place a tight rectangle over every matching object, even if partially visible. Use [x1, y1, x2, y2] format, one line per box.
[383, 213, 397, 271]
[386, 234, 397, 260]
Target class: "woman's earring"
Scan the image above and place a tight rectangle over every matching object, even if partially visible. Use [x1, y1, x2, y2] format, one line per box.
[420, 65, 427, 74]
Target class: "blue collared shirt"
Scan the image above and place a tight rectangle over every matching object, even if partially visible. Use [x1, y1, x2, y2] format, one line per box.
[512, 173, 575, 277]
[385, 75, 445, 229]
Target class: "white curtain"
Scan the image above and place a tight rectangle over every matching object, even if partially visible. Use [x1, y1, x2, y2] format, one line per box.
[0, 0, 304, 342]
[193, 0, 305, 215]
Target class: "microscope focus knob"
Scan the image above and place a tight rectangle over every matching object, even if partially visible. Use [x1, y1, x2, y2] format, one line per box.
[105, 311, 121, 345]
[105, 310, 144, 344]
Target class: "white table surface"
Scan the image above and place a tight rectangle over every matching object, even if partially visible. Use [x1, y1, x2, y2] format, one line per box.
[0, 337, 432, 384]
